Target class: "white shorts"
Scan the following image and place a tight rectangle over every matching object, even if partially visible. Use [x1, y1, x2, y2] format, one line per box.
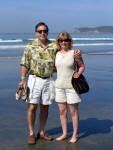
[27, 75, 53, 105]
[55, 88, 81, 104]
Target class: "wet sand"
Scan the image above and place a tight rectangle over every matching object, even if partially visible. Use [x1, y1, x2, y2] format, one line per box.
[0, 55, 113, 150]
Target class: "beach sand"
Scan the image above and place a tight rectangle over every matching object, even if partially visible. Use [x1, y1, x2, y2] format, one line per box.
[0, 55, 113, 150]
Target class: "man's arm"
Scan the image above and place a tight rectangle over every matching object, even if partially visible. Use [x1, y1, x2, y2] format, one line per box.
[19, 65, 28, 89]
[74, 49, 82, 57]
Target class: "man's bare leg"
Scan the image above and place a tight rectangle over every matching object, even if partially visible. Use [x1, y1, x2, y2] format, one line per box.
[38, 104, 53, 140]
[39, 104, 49, 135]
[27, 103, 38, 136]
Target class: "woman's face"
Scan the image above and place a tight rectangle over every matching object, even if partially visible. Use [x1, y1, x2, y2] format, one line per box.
[58, 38, 71, 50]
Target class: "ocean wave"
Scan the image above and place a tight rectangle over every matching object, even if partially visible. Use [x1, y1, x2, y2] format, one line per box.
[72, 38, 113, 40]
[73, 43, 113, 46]
[0, 45, 25, 49]
[1, 42, 113, 49]
[49, 38, 55, 41]
[86, 51, 113, 55]
[0, 39, 23, 42]
[1, 37, 113, 43]
[0, 38, 34, 43]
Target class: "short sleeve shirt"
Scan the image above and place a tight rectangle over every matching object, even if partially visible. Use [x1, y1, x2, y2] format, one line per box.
[21, 39, 58, 77]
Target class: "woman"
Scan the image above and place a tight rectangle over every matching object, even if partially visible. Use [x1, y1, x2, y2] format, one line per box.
[55, 32, 85, 143]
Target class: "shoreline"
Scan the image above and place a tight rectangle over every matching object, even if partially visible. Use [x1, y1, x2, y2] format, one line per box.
[0, 54, 113, 150]
[0, 51, 113, 59]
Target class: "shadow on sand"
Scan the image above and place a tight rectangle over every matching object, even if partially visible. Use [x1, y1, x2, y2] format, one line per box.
[46, 118, 113, 139]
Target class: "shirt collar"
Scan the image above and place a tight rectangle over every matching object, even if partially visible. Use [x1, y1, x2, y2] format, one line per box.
[32, 39, 52, 48]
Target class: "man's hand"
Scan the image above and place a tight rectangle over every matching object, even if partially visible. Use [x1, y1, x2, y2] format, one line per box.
[19, 80, 26, 89]
[74, 49, 82, 57]
[19, 65, 28, 89]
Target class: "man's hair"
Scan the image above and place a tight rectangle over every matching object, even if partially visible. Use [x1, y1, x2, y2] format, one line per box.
[35, 22, 49, 32]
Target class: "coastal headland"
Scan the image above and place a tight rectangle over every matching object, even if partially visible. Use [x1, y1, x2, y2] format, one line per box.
[72, 26, 113, 34]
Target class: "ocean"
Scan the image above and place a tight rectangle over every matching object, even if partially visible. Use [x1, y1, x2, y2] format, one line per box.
[0, 33, 113, 57]
[0, 33, 113, 150]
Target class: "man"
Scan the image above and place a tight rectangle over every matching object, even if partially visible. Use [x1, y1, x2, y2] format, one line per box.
[19, 22, 80, 144]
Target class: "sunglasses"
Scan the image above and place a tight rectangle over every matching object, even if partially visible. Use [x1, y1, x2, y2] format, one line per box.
[36, 30, 48, 34]
[58, 39, 71, 43]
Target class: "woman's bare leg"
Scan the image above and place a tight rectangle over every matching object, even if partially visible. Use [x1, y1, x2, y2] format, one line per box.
[56, 103, 68, 141]
[69, 103, 79, 143]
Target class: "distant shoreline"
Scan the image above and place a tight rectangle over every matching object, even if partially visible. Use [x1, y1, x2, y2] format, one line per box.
[72, 26, 113, 34]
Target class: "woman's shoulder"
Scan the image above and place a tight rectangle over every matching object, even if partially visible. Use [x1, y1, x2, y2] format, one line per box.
[56, 51, 62, 55]
[69, 50, 74, 56]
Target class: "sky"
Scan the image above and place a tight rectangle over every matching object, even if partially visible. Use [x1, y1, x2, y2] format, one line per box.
[0, 0, 113, 33]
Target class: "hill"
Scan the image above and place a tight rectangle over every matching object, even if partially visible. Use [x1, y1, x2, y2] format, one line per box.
[72, 26, 113, 34]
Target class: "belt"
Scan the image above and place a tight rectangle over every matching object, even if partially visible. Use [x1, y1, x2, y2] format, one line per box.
[32, 74, 50, 79]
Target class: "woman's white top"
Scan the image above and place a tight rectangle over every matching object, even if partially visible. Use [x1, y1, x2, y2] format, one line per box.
[55, 50, 75, 88]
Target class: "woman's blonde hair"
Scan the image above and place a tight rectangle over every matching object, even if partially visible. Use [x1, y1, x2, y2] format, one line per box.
[56, 32, 73, 49]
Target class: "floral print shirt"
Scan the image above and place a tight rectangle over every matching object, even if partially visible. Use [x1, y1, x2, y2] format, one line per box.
[21, 39, 59, 77]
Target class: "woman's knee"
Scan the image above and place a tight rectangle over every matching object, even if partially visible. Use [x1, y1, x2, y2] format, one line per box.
[28, 104, 37, 112]
[69, 104, 78, 116]
[70, 109, 78, 117]
[59, 108, 67, 116]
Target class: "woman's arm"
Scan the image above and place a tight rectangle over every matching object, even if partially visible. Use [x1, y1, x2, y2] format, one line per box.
[73, 54, 85, 78]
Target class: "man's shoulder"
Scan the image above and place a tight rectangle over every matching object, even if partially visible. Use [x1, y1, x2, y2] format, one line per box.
[31, 39, 39, 46]
[25, 39, 38, 50]
[48, 41, 58, 49]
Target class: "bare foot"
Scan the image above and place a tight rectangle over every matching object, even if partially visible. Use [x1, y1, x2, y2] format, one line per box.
[56, 135, 67, 141]
[68, 136, 78, 143]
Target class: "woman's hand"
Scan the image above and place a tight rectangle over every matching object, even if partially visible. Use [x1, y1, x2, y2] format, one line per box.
[73, 72, 80, 78]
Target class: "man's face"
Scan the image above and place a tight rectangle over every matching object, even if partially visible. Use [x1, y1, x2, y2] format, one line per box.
[35, 25, 48, 42]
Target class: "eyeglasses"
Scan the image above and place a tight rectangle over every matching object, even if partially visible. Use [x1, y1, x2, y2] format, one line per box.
[36, 30, 48, 34]
[58, 39, 71, 43]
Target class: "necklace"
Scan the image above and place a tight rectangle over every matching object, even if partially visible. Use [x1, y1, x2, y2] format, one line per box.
[61, 50, 70, 58]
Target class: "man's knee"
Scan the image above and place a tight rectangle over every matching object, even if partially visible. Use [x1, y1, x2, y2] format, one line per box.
[40, 104, 49, 114]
